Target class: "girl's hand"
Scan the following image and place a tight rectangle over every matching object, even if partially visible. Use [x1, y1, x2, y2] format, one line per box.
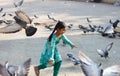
[71, 45, 76, 49]
[48, 59, 53, 65]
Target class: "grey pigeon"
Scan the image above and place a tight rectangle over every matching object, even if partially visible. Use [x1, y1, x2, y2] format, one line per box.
[13, 0, 24, 7]
[87, 17, 92, 23]
[67, 53, 81, 65]
[0, 63, 10, 76]
[97, 42, 114, 58]
[15, 58, 31, 76]
[78, 51, 103, 76]
[0, 8, 3, 12]
[15, 10, 37, 36]
[71, 57, 81, 65]
[0, 22, 22, 33]
[5, 61, 18, 76]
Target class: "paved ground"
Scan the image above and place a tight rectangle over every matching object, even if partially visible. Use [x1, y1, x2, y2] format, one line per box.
[0, 0, 120, 76]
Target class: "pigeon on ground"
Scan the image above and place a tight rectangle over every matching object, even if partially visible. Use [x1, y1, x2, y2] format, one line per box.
[97, 42, 114, 58]
[67, 24, 73, 30]
[112, 20, 119, 29]
[78, 51, 103, 76]
[78, 25, 90, 34]
[87, 17, 92, 23]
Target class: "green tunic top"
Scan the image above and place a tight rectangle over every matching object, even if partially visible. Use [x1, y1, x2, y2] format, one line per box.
[40, 34, 74, 66]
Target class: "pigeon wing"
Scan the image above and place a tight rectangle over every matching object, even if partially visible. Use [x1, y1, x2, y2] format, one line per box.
[104, 23, 114, 33]
[0, 23, 22, 33]
[17, 58, 31, 76]
[103, 65, 120, 76]
[78, 51, 102, 76]
[0, 64, 9, 76]
[105, 42, 113, 51]
[15, 10, 32, 24]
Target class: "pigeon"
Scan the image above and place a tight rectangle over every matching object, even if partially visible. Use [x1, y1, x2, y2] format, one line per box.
[78, 51, 103, 76]
[13, 0, 24, 7]
[87, 17, 92, 23]
[5, 58, 31, 76]
[112, 20, 120, 29]
[0, 20, 22, 34]
[0, 8, 3, 12]
[97, 42, 114, 58]
[88, 24, 95, 32]
[14, 10, 37, 36]
[47, 14, 57, 22]
[5, 61, 18, 76]
[0, 63, 10, 76]
[67, 53, 81, 65]
[44, 25, 53, 31]
[78, 25, 90, 34]
[79, 51, 120, 76]
[102, 23, 114, 37]
[67, 53, 73, 58]
[15, 10, 32, 24]
[67, 24, 73, 30]
[103, 65, 120, 76]
[15, 58, 31, 76]
[71, 57, 81, 65]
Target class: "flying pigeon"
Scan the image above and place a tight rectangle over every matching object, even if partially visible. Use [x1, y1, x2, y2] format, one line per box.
[103, 65, 120, 76]
[0, 63, 10, 76]
[47, 14, 57, 22]
[5, 61, 18, 76]
[79, 51, 120, 76]
[14, 10, 37, 36]
[5, 58, 31, 76]
[0, 21, 22, 34]
[15, 58, 31, 76]
[97, 42, 114, 58]
[13, 0, 24, 7]
[78, 51, 103, 76]
[71, 57, 81, 65]
[67, 53, 81, 65]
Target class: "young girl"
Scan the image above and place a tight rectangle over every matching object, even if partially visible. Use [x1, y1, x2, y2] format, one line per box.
[34, 21, 76, 76]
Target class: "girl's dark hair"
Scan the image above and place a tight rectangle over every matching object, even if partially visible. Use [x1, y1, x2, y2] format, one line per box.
[48, 21, 66, 42]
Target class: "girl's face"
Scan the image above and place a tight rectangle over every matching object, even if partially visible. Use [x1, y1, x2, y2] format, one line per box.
[57, 27, 66, 35]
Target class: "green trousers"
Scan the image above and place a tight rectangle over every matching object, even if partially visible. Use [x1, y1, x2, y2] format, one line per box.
[37, 61, 62, 76]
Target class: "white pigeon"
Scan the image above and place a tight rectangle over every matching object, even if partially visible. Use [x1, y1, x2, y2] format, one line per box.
[78, 51, 103, 76]
[103, 65, 120, 76]
[97, 42, 113, 58]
